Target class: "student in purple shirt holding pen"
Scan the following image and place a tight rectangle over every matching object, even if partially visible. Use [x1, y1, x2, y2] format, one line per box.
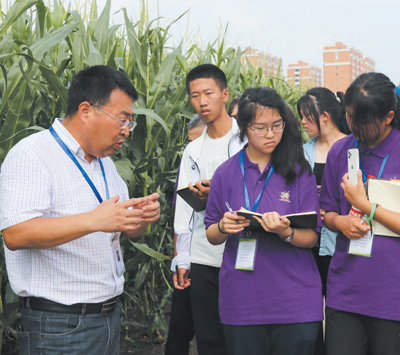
[320, 72, 400, 355]
[204, 87, 323, 355]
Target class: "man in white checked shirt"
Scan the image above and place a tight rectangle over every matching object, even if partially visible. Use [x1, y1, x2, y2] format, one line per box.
[0, 65, 160, 355]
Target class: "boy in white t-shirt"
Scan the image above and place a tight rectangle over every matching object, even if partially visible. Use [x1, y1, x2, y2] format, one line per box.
[171, 64, 244, 355]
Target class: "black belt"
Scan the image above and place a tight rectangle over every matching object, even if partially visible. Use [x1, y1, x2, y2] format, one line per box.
[22, 296, 119, 316]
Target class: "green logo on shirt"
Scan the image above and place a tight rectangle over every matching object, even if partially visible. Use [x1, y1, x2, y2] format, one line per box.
[279, 191, 291, 203]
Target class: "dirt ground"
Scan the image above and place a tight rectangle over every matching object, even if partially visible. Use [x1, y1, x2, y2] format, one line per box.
[119, 303, 198, 355]
[120, 335, 197, 355]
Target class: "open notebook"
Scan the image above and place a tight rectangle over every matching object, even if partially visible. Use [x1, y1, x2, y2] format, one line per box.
[235, 207, 318, 232]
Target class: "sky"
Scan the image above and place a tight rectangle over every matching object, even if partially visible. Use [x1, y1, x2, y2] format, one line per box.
[95, 0, 400, 86]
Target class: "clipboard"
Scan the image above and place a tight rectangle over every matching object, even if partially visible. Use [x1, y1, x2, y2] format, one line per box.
[368, 178, 400, 237]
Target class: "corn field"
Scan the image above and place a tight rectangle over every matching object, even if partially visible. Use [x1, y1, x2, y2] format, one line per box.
[0, 0, 303, 352]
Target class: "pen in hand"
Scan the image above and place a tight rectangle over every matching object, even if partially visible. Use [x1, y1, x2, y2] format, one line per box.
[225, 201, 239, 223]
[175, 265, 180, 286]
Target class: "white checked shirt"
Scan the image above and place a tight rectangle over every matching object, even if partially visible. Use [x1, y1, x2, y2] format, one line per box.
[0, 119, 129, 304]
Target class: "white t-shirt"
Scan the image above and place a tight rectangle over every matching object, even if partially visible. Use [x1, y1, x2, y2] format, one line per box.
[190, 132, 232, 267]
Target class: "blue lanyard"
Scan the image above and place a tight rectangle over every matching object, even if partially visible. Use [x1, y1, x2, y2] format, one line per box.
[240, 150, 274, 212]
[49, 126, 110, 204]
[355, 141, 389, 182]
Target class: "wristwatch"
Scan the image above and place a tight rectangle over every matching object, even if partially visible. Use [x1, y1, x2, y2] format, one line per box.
[279, 227, 294, 243]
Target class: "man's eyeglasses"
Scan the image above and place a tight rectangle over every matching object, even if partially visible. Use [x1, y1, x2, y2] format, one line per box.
[90, 104, 137, 131]
[248, 120, 285, 137]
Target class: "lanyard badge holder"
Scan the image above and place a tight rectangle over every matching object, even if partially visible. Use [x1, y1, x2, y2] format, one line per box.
[235, 151, 274, 271]
[347, 145, 389, 257]
[50, 126, 125, 276]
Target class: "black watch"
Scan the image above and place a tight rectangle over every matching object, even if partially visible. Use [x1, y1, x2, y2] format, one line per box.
[279, 227, 294, 243]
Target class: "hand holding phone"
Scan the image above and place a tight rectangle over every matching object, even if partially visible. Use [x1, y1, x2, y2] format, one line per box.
[347, 148, 359, 185]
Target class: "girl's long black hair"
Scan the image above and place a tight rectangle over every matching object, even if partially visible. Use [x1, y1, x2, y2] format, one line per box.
[345, 72, 400, 146]
[237, 87, 311, 184]
[297, 87, 349, 134]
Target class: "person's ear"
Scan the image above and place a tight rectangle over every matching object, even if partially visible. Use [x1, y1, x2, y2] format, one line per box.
[385, 111, 395, 125]
[320, 111, 330, 123]
[222, 88, 229, 104]
[78, 102, 92, 125]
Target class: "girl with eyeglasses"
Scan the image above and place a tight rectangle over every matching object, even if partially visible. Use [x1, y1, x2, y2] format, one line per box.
[320, 72, 400, 355]
[204, 87, 323, 355]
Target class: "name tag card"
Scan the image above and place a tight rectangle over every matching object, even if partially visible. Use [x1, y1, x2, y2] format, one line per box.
[111, 235, 126, 276]
[348, 225, 374, 257]
[235, 238, 257, 271]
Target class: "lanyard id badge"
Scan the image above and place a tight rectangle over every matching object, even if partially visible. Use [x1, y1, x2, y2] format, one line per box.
[235, 150, 273, 271]
[348, 222, 374, 257]
[49, 126, 110, 203]
[235, 237, 257, 271]
[347, 142, 388, 257]
[111, 235, 126, 276]
[240, 150, 274, 212]
[50, 126, 123, 273]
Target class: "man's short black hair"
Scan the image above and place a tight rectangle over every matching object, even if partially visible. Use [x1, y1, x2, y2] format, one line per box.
[66, 65, 138, 117]
[186, 64, 227, 94]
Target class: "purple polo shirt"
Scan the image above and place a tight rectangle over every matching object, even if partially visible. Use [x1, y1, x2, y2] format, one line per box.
[320, 128, 400, 321]
[204, 147, 323, 325]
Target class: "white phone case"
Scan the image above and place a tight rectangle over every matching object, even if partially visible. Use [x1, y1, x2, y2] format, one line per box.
[347, 148, 359, 185]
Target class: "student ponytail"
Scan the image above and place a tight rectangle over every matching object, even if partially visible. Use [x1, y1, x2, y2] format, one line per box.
[335, 91, 351, 134]
[297, 87, 349, 134]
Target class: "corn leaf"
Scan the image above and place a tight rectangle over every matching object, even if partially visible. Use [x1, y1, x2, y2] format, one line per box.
[0, 0, 37, 37]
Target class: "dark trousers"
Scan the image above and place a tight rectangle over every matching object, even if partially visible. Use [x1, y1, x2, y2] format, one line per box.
[165, 287, 194, 355]
[312, 254, 332, 355]
[315, 255, 332, 297]
[312, 249, 332, 297]
[326, 307, 400, 355]
[223, 322, 320, 355]
[190, 263, 227, 355]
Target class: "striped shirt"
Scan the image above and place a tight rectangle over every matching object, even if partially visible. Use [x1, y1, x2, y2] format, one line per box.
[0, 119, 129, 304]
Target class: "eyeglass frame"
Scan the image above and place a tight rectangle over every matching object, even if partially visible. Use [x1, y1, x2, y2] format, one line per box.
[248, 120, 285, 137]
[90, 103, 137, 131]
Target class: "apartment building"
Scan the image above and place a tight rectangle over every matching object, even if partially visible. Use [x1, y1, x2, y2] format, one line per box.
[287, 60, 322, 88]
[243, 47, 282, 78]
[323, 42, 375, 92]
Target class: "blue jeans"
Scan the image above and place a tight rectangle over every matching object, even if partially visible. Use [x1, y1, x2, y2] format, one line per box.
[17, 303, 121, 355]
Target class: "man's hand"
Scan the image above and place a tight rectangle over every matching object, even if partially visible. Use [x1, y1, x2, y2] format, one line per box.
[133, 192, 161, 223]
[91, 193, 160, 239]
[173, 267, 191, 290]
[123, 192, 161, 238]
[188, 179, 211, 201]
[90, 195, 146, 233]
[3, 194, 160, 250]
[3, 196, 147, 250]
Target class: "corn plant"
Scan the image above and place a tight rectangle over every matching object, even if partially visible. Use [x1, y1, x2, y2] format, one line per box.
[0, 0, 304, 351]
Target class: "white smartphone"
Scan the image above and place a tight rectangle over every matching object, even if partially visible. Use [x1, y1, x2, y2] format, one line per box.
[347, 148, 359, 185]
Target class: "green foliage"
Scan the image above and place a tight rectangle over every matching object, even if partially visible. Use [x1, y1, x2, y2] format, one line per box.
[0, 0, 304, 351]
